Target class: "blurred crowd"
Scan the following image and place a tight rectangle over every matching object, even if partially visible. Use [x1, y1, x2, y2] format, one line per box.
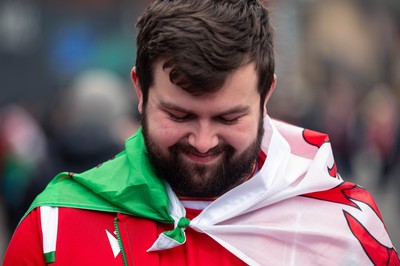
[1, 0, 399, 258]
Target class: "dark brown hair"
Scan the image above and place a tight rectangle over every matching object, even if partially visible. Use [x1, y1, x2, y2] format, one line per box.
[135, 0, 274, 107]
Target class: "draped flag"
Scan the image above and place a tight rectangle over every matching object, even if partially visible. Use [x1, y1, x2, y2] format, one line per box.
[25, 117, 399, 265]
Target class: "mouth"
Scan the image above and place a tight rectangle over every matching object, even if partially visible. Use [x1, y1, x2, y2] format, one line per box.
[182, 151, 221, 164]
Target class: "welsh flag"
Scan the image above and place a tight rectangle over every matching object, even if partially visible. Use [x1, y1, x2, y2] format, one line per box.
[25, 117, 398, 265]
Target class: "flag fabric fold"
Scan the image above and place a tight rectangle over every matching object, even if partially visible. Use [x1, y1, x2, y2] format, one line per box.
[23, 116, 396, 265]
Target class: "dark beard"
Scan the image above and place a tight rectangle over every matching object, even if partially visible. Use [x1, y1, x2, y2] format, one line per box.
[142, 113, 264, 198]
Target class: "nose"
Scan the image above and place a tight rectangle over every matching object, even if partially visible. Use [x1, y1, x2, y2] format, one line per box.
[188, 121, 219, 153]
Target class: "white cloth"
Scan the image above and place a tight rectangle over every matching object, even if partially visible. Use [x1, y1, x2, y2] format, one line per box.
[152, 116, 396, 265]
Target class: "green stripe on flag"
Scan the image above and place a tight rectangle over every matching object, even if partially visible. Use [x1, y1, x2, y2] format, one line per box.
[23, 128, 174, 225]
[164, 217, 190, 244]
[44, 251, 56, 263]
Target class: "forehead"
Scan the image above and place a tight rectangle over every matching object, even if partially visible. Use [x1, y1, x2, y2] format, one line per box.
[150, 60, 260, 109]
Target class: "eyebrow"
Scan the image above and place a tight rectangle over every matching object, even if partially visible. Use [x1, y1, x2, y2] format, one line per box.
[159, 100, 251, 116]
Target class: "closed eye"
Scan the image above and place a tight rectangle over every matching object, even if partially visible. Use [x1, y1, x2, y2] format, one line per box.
[215, 106, 250, 125]
[167, 111, 194, 122]
[217, 115, 242, 125]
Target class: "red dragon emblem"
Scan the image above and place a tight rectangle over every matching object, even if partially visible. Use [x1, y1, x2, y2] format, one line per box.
[304, 182, 399, 265]
[344, 211, 399, 265]
[303, 129, 338, 178]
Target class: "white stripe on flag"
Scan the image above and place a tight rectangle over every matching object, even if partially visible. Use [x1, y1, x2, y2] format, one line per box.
[40, 206, 59, 254]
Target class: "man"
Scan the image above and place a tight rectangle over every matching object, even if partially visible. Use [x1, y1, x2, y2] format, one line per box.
[3, 0, 399, 265]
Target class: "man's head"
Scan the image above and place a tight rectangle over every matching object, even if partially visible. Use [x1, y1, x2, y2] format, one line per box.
[132, 0, 276, 197]
[135, 0, 275, 110]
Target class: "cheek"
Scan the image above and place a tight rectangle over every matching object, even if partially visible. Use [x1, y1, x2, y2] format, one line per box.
[147, 118, 186, 148]
[222, 122, 259, 152]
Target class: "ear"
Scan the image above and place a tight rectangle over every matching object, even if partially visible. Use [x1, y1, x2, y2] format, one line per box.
[263, 74, 277, 116]
[131, 67, 143, 114]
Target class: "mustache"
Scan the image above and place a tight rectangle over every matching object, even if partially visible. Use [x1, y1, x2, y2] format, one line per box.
[169, 140, 235, 157]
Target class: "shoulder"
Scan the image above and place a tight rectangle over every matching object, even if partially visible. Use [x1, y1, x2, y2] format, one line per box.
[3, 207, 45, 265]
[302, 182, 381, 218]
[4, 207, 119, 265]
[301, 182, 399, 265]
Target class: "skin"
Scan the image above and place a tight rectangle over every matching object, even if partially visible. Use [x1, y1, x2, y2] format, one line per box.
[132, 60, 276, 197]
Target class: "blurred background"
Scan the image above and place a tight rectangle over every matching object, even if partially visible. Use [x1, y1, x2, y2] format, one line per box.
[0, 0, 399, 258]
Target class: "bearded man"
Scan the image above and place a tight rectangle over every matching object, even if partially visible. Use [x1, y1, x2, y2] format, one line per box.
[3, 0, 398, 265]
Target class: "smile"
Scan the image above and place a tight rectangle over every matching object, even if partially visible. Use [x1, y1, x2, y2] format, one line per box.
[183, 151, 221, 164]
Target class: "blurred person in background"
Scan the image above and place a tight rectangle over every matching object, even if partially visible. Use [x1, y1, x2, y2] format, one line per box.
[3, 0, 399, 265]
[45, 69, 139, 173]
[0, 105, 49, 236]
[21, 69, 140, 217]
[352, 84, 400, 188]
